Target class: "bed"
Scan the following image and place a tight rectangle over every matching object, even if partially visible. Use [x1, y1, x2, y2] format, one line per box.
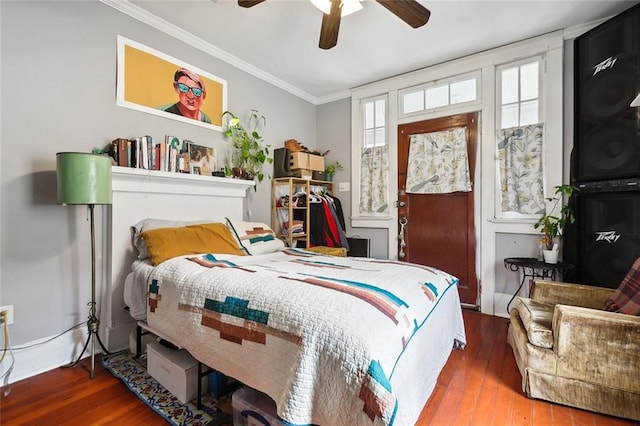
[109, 169, 465, 426]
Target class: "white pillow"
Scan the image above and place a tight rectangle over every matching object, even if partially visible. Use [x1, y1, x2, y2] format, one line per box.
[225, 218, 285, 255]
[131, 218, 226, 259]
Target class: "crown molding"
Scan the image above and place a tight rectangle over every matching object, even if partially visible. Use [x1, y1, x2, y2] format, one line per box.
[100, 0, 335, 105]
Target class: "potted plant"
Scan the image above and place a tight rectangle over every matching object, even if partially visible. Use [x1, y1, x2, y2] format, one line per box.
[222, 109, 273, 183]
[324, 161, 343, 182]
[534, 184, 577, 263]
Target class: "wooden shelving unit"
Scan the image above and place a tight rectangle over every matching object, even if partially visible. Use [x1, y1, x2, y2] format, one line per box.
[271, 177, 334, 248]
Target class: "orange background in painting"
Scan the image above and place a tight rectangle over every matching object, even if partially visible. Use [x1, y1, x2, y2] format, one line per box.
[123, 44, 224, 127]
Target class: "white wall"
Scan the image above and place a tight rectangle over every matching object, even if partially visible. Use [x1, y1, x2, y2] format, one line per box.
[0, 1, 316, 383]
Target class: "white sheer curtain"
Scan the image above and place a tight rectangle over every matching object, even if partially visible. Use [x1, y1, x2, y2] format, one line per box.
[359, 146, 389, 214]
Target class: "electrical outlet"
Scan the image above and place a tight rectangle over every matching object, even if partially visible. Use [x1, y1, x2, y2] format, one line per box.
[0, 305, 14, 325]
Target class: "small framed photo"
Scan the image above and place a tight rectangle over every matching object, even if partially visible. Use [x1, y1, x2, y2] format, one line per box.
[192, 166, 201, 175]
[189, 143, 217, 176]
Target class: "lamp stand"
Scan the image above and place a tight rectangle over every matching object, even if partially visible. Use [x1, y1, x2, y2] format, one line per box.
[65, 204, 110, 378]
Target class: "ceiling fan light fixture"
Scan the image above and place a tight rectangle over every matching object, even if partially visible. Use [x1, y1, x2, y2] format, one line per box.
[310, 0, 362, 17]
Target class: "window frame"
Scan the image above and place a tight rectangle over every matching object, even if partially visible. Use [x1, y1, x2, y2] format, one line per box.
[494, 55, 546, 221]
[495, 56, 544, 131]
[398, 71, 481, 119]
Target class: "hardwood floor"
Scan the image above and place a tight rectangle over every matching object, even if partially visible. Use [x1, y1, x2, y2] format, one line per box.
[0, 311, 636, 425]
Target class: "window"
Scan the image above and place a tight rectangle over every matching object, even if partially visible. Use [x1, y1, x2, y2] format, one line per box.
[364, 98, 386, 148]
[498, 60, 540, 129]
[496, 57, 545, 218]
[359, 97, 389, 216]
[400, 74, 478, 115]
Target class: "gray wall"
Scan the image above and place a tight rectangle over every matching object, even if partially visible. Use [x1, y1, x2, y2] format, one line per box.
[0, 0, 316, 363]
[316, 99, 388, 259]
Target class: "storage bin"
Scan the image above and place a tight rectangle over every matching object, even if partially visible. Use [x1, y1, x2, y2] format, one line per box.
[232, 386, 283, 426]
[208, 370, 237, 398]
[146, 341, 207, 403]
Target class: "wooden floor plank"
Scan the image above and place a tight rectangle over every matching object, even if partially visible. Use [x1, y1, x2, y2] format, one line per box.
[1, 311, 636, 426]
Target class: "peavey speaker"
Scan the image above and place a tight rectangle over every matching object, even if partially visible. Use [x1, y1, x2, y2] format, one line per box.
[572, 4, 640, 183]
[563, 183, 640, 288]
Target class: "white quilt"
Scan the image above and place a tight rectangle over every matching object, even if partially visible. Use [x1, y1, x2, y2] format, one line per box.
[146, 248, 466, 426]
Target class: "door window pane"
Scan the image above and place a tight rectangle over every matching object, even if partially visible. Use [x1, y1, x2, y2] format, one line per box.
[403, 90, 424, 114]
[424, 85, 449, 109]
[450, 78, 476, 104]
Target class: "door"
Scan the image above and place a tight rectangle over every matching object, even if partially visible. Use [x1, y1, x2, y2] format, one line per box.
[397, 113, 479, 307]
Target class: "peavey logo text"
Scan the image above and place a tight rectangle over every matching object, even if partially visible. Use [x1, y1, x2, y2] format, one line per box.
[593, 56, 617, 76]
[595, 231, 621, 243]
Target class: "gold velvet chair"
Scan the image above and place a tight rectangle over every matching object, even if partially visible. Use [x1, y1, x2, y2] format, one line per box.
[507, 279, 640, 421]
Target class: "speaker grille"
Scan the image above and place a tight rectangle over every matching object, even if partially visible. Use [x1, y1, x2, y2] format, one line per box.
[573, 4, 640, 183]
[568, 191, 640, 288]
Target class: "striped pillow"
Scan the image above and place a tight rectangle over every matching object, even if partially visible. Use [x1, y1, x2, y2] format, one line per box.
[225, 218, 285, 255]
[604, 257, 640, 316]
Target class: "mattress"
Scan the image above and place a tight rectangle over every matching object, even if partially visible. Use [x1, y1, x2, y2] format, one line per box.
[143, 248, 466, 425]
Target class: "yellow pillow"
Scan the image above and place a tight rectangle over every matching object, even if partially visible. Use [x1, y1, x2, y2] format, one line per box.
[141, 222, 245, 266]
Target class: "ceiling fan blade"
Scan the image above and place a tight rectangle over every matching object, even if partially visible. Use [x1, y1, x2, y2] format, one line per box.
[376, 0, 430, 28]
[238, 0, 266, 8]
[319, 0, 342, 49]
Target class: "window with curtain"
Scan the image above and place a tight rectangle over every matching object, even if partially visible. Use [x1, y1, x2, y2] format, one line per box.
[359, 97, 389, 215]
[496, 57, 544, 218]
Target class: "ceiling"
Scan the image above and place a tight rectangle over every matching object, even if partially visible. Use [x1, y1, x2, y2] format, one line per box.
[119, 0, 638, 104]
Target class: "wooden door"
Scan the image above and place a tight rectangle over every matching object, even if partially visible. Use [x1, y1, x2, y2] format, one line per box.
[397, 113, 479, 307]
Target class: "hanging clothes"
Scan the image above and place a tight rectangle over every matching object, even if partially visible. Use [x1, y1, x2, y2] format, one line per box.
[294, 193, 349, 248]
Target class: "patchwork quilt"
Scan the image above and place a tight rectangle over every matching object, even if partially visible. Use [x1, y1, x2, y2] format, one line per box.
[146, 248, 465, 426]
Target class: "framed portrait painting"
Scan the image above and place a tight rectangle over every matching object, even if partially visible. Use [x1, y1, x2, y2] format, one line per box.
[116, 36, 227, 131]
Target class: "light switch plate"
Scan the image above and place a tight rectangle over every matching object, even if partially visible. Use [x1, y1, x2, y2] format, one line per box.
[338, 182, 350, 192]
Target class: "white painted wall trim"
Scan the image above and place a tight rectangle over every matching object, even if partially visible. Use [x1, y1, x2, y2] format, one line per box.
[351, 32, 566, 314]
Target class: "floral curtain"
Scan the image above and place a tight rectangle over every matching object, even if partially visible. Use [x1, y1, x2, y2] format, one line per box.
[405, 127, 471, 194]
[359, 145, 389, 214]
[497, 123, 545, 214]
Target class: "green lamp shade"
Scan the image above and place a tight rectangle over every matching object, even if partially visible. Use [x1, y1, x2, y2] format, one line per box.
[56, 152, 112, 205]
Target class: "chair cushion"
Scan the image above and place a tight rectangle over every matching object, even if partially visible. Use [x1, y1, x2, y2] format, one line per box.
[605, 257, 640, 316]
[514, 297, 555, 349]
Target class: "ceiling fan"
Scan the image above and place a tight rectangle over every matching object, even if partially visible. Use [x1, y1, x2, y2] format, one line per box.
[237, 0, 431, 49]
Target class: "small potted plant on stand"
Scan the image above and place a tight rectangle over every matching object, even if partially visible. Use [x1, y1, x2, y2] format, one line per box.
[534, 184, 577, 263]
[324, 161, 343, 182]
[222, 109, 273, 183]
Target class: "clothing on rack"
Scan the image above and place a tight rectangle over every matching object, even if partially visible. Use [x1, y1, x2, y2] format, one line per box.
[293, 193, 349, 249]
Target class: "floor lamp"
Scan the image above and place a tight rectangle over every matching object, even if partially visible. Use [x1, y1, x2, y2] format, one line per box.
[56, 152, 112, 379]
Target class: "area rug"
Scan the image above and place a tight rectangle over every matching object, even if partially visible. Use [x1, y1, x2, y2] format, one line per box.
[100, 351, 233, 426]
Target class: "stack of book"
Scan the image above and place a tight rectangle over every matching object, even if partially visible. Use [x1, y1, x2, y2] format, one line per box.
[109, 136, 217, 175]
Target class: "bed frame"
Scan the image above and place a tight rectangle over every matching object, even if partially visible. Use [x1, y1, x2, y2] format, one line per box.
[101, 167, 254, 351]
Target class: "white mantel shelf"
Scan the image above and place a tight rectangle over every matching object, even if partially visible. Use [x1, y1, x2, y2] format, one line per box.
[112, 166, 254, 198]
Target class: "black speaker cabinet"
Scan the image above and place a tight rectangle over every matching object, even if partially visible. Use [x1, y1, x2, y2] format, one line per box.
[563, 188, 640, 288]
[273, 148, 294, 178]
[572, 4, 640, 183]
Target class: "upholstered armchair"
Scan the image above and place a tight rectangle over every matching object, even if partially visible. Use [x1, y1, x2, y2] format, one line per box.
[507, 279, 640, 421]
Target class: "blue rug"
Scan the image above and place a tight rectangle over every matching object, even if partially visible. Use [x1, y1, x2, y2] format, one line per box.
[100, 351, 233, 426]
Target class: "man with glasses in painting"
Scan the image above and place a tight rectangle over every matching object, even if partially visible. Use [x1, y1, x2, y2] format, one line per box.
[159, 68, 212, 124]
